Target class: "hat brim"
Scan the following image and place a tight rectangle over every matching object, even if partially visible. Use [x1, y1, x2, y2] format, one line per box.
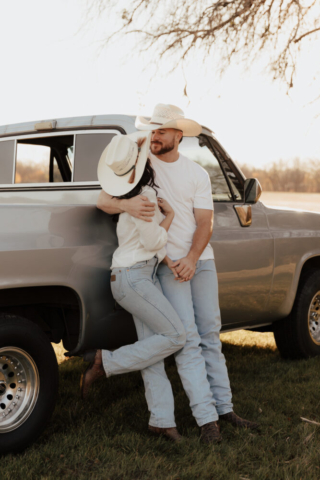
[97, 130, 152, 197]
[135, 116, 202, 137]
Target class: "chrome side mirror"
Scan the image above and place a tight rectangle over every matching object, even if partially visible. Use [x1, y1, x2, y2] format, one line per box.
[234, 178, 262, 227]
[244, 178, 262, 204]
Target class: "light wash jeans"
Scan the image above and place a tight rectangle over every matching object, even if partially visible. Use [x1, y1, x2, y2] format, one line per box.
[102, 257, 186, 377]
[139, 259, 233, 428]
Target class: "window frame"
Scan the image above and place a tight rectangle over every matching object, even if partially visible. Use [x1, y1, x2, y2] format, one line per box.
[205, 135, 246, 203]
[0, 128, 122, 191]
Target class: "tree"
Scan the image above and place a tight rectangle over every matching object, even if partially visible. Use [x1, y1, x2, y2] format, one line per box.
[84, 0, 320, 89]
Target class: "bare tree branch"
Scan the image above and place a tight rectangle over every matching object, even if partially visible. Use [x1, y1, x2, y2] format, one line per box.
[294, 26, 320, 43]
[83, 0, 320, 89]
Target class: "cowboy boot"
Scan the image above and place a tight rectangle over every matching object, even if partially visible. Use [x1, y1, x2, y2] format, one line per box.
[219, 411, 259, 430]
[200, 421, 222, 445]
[148, 425, 183, 443]
[80, 349, 105, 400]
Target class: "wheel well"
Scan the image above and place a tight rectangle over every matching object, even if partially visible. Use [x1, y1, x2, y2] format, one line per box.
[297, 256, 320, 294]
[0, 286, 81, 351]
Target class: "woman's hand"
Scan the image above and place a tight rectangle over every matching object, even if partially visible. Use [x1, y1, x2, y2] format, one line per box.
[162, 256, 179, 279]
[157, 198, 174, 217]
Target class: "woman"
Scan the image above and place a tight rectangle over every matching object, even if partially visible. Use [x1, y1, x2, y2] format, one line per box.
[81, 131, 186, 439]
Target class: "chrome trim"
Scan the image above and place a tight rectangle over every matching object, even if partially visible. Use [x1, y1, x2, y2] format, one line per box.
[12, 139, 17, 184]
[234, 204, 252, 227]
[0, 181, 101, 192]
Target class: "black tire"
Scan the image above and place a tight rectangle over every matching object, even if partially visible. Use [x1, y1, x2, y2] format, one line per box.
[0, 315, 59, 453]
[274, 270, 320, 359]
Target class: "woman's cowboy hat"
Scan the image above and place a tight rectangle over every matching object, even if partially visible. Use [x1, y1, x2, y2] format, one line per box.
[135, 103, 202, 137]
[97, 131, 152, 196]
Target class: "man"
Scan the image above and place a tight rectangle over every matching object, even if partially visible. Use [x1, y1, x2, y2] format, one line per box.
[97, 104, 258, 444]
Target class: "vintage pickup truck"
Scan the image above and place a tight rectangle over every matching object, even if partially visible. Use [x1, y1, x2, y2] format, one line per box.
[1, 114, 320, 453]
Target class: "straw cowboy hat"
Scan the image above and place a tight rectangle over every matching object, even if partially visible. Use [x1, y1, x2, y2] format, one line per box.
[97, 130, 152, 196]
[135, 103, 202, 137]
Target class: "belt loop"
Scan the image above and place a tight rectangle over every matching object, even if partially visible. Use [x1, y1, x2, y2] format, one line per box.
[152, 256, 159, 281]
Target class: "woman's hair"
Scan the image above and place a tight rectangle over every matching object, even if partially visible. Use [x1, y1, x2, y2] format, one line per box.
[112, 159, 159, 222]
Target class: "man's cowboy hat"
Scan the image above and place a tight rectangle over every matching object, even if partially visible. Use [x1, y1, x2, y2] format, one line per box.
[135, 103, 202, 137]
[97, 131, 152, 196]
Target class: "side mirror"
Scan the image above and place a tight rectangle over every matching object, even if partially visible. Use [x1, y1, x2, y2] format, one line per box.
[244, 178, 262, 204]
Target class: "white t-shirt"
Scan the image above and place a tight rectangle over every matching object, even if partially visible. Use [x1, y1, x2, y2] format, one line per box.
[111, 186, 167, 269]
[150, 152, 214, 261]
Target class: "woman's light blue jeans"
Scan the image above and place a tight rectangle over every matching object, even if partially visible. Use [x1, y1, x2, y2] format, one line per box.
[138, 259, 233, 428]
[102, 257, 186, 378]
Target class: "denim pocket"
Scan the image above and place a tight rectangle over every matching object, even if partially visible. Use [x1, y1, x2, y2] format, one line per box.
[111, 271, 126, 302]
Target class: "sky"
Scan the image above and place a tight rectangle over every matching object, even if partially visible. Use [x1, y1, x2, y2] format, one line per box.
[0, 0, 319, 169]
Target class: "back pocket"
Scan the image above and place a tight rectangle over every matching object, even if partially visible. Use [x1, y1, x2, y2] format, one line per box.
[111, 271, 126, 302]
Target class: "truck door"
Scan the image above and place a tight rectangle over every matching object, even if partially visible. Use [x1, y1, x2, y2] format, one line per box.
[179, 135, 274, 328]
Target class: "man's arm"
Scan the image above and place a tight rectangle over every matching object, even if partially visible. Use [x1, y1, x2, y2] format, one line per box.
[96, 190, 156, 221]
[172, 209, 213, 282]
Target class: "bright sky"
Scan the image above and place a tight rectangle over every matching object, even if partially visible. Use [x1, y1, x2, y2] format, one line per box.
[1, 0, 319, 168]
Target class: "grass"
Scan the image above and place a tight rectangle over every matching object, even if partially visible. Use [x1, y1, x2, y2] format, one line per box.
[2, 331, 320, 480]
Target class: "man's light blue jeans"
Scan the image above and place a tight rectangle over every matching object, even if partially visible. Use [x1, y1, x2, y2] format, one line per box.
[102, 257, 186, 377]
[138, 259, 233, 428]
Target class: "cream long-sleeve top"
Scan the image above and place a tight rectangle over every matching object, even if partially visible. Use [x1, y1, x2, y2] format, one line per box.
[111, 186, 167, 269]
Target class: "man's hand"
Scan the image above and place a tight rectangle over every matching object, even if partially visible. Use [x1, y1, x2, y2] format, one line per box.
[125, 195, 156, 222]
[162, 256, 179, 279]
[172, 255, 197, 282]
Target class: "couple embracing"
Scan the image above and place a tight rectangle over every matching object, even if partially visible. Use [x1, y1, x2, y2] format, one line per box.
[80, 104, 258, 444]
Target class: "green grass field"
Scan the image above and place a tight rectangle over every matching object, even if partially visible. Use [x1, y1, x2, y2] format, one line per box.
[2, 331, 320, 480]
[3, 193, 320, 479]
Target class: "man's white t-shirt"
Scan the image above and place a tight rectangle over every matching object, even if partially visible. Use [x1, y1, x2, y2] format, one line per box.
[149, 152, 214, 261]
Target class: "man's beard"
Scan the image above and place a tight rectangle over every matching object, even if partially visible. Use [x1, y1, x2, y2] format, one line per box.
[151, 140, 175, 155]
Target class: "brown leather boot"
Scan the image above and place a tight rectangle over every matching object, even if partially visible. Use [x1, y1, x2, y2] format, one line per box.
[200, 421, 222, 445]
[219, 411, 259, 430]
[148, 425, 183, 443]
[80, 349, 105, 400]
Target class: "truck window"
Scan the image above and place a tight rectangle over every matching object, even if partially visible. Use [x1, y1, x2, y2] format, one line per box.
[73, 133, 117, 182]
[210, 142, 244, 201]
[0, 140, 15, 184]
[179, 136, 234, 201]
[15, 135, 73, 184]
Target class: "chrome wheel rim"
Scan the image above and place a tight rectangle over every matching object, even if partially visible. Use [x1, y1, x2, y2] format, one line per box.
[308, 291, 320, 346]
[0, 347, 40, 433]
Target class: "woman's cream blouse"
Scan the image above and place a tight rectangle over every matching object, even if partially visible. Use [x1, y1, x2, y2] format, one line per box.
[111, 186, 167, 269]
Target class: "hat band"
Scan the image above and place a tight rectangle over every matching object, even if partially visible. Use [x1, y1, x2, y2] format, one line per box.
[114, 144, 142, 183]
[114, 164, 136, 177]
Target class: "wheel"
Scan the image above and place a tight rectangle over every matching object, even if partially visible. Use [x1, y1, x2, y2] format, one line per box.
[0, 315, 59, 453]
[274, 270, 320, 359]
